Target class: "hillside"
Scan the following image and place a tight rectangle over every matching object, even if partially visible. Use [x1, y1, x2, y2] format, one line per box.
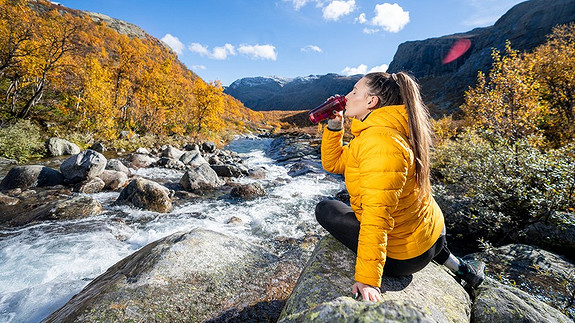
[388, 0, 575, 115]
[0, 0, 263, 141]
[224, 74, 361, 111]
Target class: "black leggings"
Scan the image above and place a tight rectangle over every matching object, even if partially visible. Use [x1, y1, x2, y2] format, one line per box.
[315, 199, 451, 277]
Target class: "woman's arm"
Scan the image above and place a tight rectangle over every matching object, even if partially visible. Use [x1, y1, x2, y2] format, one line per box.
[354, 131, 409, 288]
[320, 112, 348, 174]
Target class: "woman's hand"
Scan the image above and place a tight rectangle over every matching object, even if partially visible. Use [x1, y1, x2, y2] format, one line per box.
[327, 110, 344, 130]
[352, 281, 382, 301]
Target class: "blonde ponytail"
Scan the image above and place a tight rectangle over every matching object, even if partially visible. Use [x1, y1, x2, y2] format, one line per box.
[364, 72, 432, 196]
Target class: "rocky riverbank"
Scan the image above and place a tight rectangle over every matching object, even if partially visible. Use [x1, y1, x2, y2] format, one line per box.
[1, 133, 574, 322]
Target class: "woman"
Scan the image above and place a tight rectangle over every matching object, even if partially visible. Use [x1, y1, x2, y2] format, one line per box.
[316, 72, 484, 302]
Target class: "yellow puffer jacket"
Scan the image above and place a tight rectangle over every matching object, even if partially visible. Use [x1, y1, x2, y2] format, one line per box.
[321, 105, 444, 287]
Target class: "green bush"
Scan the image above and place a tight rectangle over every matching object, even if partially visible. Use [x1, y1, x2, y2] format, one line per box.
[0, 120, 46, 162]
[432, 131, 575, 241]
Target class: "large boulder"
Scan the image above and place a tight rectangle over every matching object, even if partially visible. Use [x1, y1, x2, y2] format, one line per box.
[179, 164, 223, 193]
[114, 178, 172, 213]
[278, 235, 471, 322]
[45, 229, 297, 322]
[211, 164, 245, 177]
[60, 150, 107, 183]
[128, 153, 155, 168]
[466, 244, 575, 320]
[472, 278, 571, 322]
[45, 137, 81, 157]
[0, 165, 65, 190]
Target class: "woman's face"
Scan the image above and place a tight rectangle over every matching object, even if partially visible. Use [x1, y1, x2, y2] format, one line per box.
[345, 77, 377, 120]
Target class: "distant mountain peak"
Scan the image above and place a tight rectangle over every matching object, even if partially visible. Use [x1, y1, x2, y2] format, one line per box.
[224, 73, 360, 111]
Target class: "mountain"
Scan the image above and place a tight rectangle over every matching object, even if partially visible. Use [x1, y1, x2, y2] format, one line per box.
[224, 74, 361, 111]
[387, 0, 575, 115]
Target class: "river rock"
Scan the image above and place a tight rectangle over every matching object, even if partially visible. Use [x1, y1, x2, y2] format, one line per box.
[73, 177, 105, 194]
[180, 164, 223, 193]
[211, 164, 244, 178]
[472, 277, 571, 322]
[44, 229, 293, 322]
[114, 178, 172, 213]
[128, 153, 155, 168]
[106, 159, 131, 176]
[60, 150, 107, 183]
[180, 149, 208, 166]
[0, 156, 17, 166]
[161, 145, 185, 160]
[45, 137, 81, 157]
[155, 157, 186, 170]
[267, 135, 319, 164]
[1, 193, 102, 226]
[89, 142, 106, 153]
[135, 147, 150, 155]
[0, 165, 65, 190]
[230, 182, 266, 200]
[97, 170, 129, 190]
[0, 192, 19, 205]
[287, 161, 320, 177]
[278, 235, 471, 322]
[201, 141, 217, 153]
[466, 244, 575, 319]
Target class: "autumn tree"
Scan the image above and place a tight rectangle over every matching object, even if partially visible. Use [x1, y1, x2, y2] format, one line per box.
[530, 23, 575, 146]
[191, 79, 224, 134]
[462, 41, 547, 144]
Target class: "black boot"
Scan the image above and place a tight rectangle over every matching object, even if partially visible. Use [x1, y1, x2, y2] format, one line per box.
[455, 258, 485, 289]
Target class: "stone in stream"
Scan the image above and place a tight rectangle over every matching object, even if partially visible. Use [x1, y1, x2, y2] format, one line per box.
[179, 164, 223, 193]
[106, 159, 131, 176]
[97, 169, 129, 190]
[179, 148, 208, 166]
[230, 182, 266, 200]
[278, 235, 471, 322]
[60, 150, 107, 183]
[114, 178, 172, 213]
[44, 228, 299, 322]
[73, 177, 105, 194]
[0, 165, 65, 190]
[45, 137, 81, 157]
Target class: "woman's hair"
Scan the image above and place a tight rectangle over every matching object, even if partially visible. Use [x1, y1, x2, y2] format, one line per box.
[363, 72, 432, 196]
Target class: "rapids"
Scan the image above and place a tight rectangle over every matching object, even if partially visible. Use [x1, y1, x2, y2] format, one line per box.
[0, 136, 343, 323]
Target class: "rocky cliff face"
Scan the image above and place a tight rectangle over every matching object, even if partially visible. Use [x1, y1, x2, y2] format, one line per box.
[224, 74, 361, 111]
[388, 0, 575, 115]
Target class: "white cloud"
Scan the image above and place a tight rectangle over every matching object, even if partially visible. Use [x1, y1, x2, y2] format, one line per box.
[342, 64, 367, 75]
[362, 28, 379, 34]
[301, 45, 323, 53]
[342, 63, 388, 75]
[161, 34, 185, 55]
[356, 12, 367, 24]
[285, 0, 314, 10]
[192, 65, 206, 70]
[323, 0, 356, 21]
[368, 64, 388, 73]
[238, 44, 278, 60]
[189, 43, 236, 60]
[371, 3, 410, 33]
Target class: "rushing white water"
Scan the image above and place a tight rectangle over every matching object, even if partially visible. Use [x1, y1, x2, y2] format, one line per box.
[0, 136, 343, 323]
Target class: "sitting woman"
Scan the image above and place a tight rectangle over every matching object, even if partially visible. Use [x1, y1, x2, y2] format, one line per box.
[316, 71, 484, 301]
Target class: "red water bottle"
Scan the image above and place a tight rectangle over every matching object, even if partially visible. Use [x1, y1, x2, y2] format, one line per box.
[308, 95, 347, 124]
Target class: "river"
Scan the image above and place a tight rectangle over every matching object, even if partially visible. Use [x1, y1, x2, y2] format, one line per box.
[0, 135, 343, 323]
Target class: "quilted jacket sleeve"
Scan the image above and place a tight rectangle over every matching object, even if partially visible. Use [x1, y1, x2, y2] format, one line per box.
[321, 127, 348, 174]
[354, 131, 409, 287]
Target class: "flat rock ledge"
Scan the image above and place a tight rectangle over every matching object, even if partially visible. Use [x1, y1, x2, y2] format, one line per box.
[278, 235, 471, 322]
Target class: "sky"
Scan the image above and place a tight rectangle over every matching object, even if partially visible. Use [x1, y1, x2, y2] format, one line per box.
[59, 0, 527, 86]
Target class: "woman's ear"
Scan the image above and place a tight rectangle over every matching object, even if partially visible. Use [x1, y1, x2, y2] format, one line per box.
[367, 95, 379, 109]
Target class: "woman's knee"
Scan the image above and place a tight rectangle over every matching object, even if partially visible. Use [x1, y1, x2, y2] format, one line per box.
[315, 200, 330, 223]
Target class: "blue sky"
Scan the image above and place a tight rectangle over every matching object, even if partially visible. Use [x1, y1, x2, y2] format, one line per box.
[60, 0, 526, 86]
